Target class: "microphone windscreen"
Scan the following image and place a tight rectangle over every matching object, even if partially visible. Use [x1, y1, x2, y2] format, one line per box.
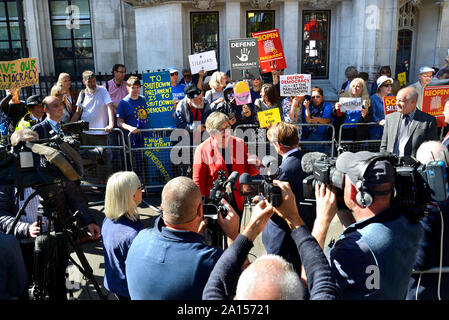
[239, 172, 251, 184]
[301, 152, 328, 174]
[227, 171, 239, 184]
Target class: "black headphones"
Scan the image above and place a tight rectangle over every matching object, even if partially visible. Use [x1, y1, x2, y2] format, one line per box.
[354, 155, 396, 208]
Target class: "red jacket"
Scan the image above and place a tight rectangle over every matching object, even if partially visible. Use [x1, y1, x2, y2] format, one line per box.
[193, 136, 260, 211]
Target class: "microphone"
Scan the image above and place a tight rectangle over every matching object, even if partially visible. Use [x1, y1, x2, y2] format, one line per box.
[301, 152, 328, 174]
[239, 172, 251, 185]
[225, 171, 239, 194]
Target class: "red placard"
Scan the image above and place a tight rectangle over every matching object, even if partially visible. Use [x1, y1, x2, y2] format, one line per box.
[252, 29, 287, 73]
[422, 85, 449, 127]
[383, 96, 397, 116]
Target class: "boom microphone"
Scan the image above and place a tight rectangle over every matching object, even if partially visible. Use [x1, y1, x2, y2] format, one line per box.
[301, 152, 328, 174]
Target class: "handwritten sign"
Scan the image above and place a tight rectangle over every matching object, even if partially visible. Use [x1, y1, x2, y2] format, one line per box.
[144, 136, 173, 185]
[397, 72, 407, 87]
[258, 108, 281, 128]
[234, 81, 252, 106]
[339, 97, 362, 112]
[422, 85, 449, 127]
[383, 96, 397, 116]
[188, 50, 218, 75]
[280, 74, 311, 97]
[142, 71, 176, 129]
[0, 58, 39, 90]
[252, 29, 287, 73]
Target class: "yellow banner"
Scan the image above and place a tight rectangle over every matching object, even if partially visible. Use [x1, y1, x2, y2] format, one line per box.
[0, 57, 39, 90]
[258, 108, 281, 128]
[397, 72, 407, 87]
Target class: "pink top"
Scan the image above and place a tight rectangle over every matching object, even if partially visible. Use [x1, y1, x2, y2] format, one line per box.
[105, 79, 128, 106]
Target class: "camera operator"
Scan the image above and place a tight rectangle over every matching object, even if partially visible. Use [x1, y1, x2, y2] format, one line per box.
[203, 180, 340, 300]
[125, 176, 239, 300]
[192, 111, 260, 215]
[0, 128, 101, 300]
[407, 141, 449, 300]
[261, 121, 313, 275]
[312, 151, 423, 299]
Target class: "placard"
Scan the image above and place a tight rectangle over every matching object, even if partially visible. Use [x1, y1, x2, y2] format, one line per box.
[258, 108, 281, 128]
[229, 38, 260, 81]
[188, 50, 218, 75]
[397, 72, 407, 87]
[252, 29, 287, 73]
[279, 74, 311, 97]
[383, 96, 397, 116]
[0, 57, 39, 90]
[234, 81, 252, 106]
[142, 71, 176, 129]
[422, 85, 449, 127]
[339, 97, 362, 112]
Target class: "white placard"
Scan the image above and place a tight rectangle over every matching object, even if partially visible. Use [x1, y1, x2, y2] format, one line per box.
[188, 50, 218, 74]
[279, 74, 312, 97]
[339, 97, 363, 112]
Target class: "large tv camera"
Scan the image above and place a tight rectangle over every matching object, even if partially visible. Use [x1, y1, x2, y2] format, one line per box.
[301, 151, 449, 220]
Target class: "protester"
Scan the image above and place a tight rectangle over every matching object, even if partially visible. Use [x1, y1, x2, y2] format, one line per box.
[369, 75, 394, 140]
[204, 71, 227, 109]
[312, 151, 423, 299]
[302, 87, 333, 146]
[175, 84, 212, 133]
[15, 95, 45, 131]
[50, 84, 72, 124]
[380, 87, 437, 157]
[0, 233, 27, 300]
[192, 112, 260, 215]
[371, 66, 400, 95]
[254, 83, 283, 123]
[408, 66, 434, 110]
[358, 72, 370, 89]
[104, 64, 128, 113]
[179, 67, 204, 90]
[169, 67, 186, 105]
[125, 176, 239, 300]
[0, 87, 27, 135]
[56, 73, 78, 119]
[436, 68, 449, 80]
[101, 171, 144, 300]
[340, 66, 358, 93]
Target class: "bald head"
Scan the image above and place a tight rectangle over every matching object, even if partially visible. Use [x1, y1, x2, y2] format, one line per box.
[161, 177, 202, 224]
[396, 87, 418, 115]
[42, 95, 63, 121]
[235, 255, 302, 300]
[416, 141, 449, 166]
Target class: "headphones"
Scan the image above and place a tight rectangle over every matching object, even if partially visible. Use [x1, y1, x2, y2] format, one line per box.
[354, 155, 395, 208]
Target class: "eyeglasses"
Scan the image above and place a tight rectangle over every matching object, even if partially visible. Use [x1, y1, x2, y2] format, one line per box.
[170, 72, 179, 76]
[312, 95, 322, 99]
[383, 84, 393, 88]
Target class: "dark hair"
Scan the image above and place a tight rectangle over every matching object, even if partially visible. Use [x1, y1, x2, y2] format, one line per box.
[379, 66, 391, 75]
[358, 72, 369, 82]
[112, 64, 125, 74]
[261, 83, 280, 105]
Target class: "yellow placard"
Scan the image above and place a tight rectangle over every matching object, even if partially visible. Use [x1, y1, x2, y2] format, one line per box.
[398, 72, 407, 87]
[0, 57, 39, 90]
[258, 108, 281, 128]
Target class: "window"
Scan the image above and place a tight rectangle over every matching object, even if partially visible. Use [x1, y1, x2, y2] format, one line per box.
[395, 1, 417, 81]
[49, 0, 94, 75]
[301, 10, 330, 79]
[191, 12, 219, 66]
[246, 11, 275, 38]
[0, 0, 27, 60]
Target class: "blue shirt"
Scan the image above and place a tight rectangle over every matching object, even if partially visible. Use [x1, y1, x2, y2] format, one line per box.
[369, 94, 388, 140]
[101, 215, 144, 297]
[117, 95, 150, 146]
[125, 216, 223, 300]
[304, 101, 332, 137]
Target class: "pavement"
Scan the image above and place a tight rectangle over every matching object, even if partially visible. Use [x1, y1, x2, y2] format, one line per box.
[67, 188, 345, 300]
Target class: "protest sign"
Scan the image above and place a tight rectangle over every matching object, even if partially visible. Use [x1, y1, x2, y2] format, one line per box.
[188, 50, 218, 75]
[234, 81, 252, 106]
[252, 29, 287, 73]
[142, 71, 176, 129]
[397, 72, 407, 87]
[0, 57, 39, 90]
[339, 97, 362, 112]
[229, 38, 260, 81]
[279, 74, 311, 97]
[422, 85, 449, 127]
[258, 108, 281, 128]
[383, 96, 397, 116]
[144, 136, 173, 185]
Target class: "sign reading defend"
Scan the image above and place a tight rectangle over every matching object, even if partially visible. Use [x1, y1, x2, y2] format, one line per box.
[0, 58, 39, 90]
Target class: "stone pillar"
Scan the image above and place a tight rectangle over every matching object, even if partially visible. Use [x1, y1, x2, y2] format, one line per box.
[282, 1, 299, 74]
[222, 1, 242, 73]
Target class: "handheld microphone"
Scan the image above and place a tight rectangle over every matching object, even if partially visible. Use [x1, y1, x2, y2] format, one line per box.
[301, 152, 328, 174]
[225, 171, 239, 194]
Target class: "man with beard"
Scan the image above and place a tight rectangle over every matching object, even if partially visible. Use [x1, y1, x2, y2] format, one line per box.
[175, 84, 212, 133]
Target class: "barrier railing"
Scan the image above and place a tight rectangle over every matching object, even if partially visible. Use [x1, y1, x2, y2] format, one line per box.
[338, 122, 382, 154]
[296, 123, 336, 157]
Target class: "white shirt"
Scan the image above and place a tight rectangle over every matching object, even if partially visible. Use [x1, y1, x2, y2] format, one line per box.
[77, 86, 112, 135]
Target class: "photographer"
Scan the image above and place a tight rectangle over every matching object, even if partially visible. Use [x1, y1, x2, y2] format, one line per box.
[407, 141, 449, 300]
[312, 151, 423, 299]
[203, 180, 340, 300]
[193, 111, 260, 215]
[0, 128, 100, 300]
[125, 176, 239, 300]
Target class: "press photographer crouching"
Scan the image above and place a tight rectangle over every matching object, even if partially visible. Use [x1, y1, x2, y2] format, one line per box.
[310, 151, 423, 299]
[0, 128, 100, 300]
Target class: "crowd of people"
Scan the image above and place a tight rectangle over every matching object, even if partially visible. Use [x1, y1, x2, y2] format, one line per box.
[1, 56, 449, 302]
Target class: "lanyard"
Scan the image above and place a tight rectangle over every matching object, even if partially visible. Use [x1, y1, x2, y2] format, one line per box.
[47, 119, 63, 135]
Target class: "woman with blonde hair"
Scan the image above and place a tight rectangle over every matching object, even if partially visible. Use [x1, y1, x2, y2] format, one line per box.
[101, 171, 144, 300]
[50, 83, 72, 124]
[56, 73, 78, 122]
[205, 71, 227, 109]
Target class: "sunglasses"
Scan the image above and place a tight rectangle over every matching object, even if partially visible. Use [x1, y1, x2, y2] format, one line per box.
[312, 95, 322, 99]
[170, 72, 179, 76]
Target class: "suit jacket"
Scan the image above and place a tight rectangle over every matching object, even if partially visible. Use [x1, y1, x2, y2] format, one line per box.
[380, 109, 437, 157]
[31, 120, 58, 140]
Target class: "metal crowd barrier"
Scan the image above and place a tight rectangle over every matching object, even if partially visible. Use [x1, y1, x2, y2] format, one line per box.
[296, 123, 336, 157]
[338, 122, 382, 154]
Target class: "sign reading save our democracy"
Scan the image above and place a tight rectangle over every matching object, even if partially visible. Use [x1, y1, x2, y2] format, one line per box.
[422, 85, 449, 127]
[252, 29, 287, 73]
[0, 58, 39, 90]
[280, 74, 311, 97]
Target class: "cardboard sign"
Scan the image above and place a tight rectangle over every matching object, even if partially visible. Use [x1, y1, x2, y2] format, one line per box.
[142, 71, 176, 128]
[234, 81, 252, 106]
[383, 96, 397, 116]
[229, 38, 260, 81]
[422, 85, 449, 127]
[279, 74, 311, 97]
[398, 72, 407, 87]
[188, 50, 218, 75]
[144, 136, 173, 186]
[252, 29, 287, 73]
[258, 108, 281, 128]
[339, 97, 362, 112]
[0, 58, 39, 90]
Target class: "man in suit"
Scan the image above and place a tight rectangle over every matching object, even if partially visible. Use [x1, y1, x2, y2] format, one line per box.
[31, 96, 64, 140]
[261, 122, 314, 277]
[380, 87, 437, 157]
